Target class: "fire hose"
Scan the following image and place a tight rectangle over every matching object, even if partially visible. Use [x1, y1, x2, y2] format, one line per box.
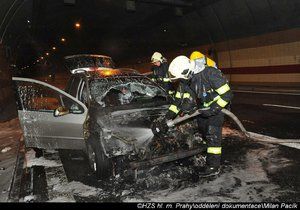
[131, 108, 300, 169]
[167, 108, 300, 144]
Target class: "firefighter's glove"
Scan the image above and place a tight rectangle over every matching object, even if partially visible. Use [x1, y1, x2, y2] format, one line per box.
[200, 104, 222, 118]
[151, 118, 169, 136]
[181, 98, 197, 115]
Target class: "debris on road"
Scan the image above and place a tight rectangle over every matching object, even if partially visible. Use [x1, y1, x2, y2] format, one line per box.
[1, 147, 12, 153]
[23, 195, 36, 202]
[24, 150, 62, 168]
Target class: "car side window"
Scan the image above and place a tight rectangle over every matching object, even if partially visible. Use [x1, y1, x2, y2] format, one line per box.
[14, 80, 84, 114]
[79, 82, 89, 106]
[65, 76, 75, 93]
[69, 77, 81, 98]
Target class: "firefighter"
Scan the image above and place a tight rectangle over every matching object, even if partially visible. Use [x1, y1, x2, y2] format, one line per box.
[153, 55, 233, 177]
[150, 52, 174, 96]
[190, 51, 218, 68]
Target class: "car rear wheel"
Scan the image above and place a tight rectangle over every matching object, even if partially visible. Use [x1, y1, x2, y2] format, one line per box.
[86, 131, 113, 180]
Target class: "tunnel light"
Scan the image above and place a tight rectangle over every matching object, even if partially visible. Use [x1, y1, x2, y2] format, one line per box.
[75, 22, 81, 29]
[61, 38, 66, 42]
[27, 20, 30, 23]
[52, 46, 56, 50]
[40, 56, 44, 60]
[46, 52, 50, 56]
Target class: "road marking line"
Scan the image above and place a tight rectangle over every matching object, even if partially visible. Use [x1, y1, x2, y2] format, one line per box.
[233, 90, 300, 96]
[262, 104, 300, 110]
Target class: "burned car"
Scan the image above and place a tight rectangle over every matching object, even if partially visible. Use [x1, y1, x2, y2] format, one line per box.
[13, 66, 205, 180]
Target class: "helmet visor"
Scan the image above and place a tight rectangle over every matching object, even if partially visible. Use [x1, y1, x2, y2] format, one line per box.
[169, 68, 191, 80]
[195, 57, 206, 65]
[181, 68, 192, 79]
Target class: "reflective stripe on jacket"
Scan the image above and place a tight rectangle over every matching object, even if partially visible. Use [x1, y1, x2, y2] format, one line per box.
[191, 67, 232, 109]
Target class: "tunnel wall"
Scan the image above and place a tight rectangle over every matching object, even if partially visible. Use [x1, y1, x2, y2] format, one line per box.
[125, 29, 300, 87]
[217, 29, 300, 86]
[0, 44, 17, 122]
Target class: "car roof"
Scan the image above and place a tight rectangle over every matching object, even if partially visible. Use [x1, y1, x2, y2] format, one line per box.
[64, 54, 112, 59]
[74, 68, 144, 80]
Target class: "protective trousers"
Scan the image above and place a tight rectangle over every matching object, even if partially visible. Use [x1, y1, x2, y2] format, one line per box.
[197, 112, 224, 168]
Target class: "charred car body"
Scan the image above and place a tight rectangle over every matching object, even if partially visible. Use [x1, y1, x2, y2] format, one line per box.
[13, 54, 206, 179]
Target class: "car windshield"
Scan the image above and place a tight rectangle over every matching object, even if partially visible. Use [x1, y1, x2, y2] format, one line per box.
[65, 55, 115, 71]
[89, 77, 167, 107]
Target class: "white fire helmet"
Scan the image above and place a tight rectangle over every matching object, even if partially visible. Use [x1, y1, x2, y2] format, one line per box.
[168, 55, 196, 80]
[151, 52, 163, 63]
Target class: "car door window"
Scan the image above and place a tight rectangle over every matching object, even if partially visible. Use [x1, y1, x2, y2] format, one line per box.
[69, 77, 81, 98]
[14, 80, 84, 114]
[65, 76, 75, 93]
[79, 82, 89, 106]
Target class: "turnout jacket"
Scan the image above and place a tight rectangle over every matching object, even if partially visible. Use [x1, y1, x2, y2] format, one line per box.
[151, 62, 170, 83]
[167, 66, 233, 119]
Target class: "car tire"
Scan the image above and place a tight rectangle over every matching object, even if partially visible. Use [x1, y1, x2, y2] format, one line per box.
[86, 131, 113, 180]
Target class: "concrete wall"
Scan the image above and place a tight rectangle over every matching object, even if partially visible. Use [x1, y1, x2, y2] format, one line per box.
[0, 45, 17, 122]
[123, 29, 300, 87]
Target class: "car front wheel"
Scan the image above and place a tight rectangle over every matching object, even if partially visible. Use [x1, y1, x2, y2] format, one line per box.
[86, 131, 113, 180]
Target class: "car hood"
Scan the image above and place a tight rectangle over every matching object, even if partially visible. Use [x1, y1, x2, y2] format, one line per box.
[98, 105, 166, 155]
[94, 104, 199, 158]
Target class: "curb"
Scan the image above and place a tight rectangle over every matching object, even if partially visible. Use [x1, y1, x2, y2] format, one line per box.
[7, 136, 25, 202]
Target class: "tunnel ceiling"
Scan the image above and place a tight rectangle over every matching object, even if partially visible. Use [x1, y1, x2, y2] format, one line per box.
[1, 0, 300, 66]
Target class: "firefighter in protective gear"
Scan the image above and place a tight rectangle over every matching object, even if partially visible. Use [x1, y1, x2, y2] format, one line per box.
[150, 52, 174, 96]
[206, 57, 217, 68]
[190, 51, 217, 68]
[154, 55, 232, 177]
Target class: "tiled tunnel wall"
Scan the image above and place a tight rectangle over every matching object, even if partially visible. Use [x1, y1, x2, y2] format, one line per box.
[125, 29, 300, 86]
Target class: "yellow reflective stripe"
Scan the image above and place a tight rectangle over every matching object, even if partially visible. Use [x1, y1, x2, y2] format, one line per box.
[213, 95, 221, 101]
[215, 84, 230, 95]
[183, 93, 190, 98]
[216, 97, 228, 107]
[163, 78, 171, 82]
[203, 95, 220, 107]
[203, 103, 210, 108]
[175, 92, 181, 98]
[175, 92, 190, 99]
[207, 147, 222, 154]
[168, 90, 175, 95]
[169, 105, 179, 114]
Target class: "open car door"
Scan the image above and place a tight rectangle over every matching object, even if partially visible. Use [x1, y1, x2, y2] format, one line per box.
[12, 77, 88, 150]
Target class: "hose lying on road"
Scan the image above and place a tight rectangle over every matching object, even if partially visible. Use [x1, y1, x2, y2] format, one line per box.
[221, 109, 300, 145]
[132, 109, 300, 169]
[170, 108, 300, 145]
[221, 109, 250, 138]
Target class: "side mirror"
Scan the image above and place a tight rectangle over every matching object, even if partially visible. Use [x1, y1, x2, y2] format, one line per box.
[54, 106, 70, 117]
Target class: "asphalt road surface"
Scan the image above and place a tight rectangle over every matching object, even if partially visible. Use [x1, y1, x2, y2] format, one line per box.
[231, 90, 300, 139]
